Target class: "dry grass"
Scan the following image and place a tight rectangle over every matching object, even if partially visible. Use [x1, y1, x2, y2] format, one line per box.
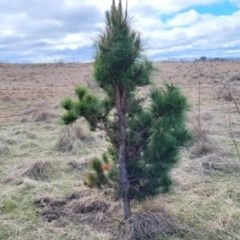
[230, 72, 240, 81]
[1, 61, 240, 239]
[34, 189, 120, 238]
[21, 160, 53, 180]
[55, 124, 92, 153]
[68, 159, 87, 171]
[19, 102, 59, 122]
[67, 196, 110, 214]
[55, 127, 78, 152]
[126, 212, 179, 240]
[190, 133, 225, 158]
[216, 84, 237, 101]
[0, 143, 10, 156]
[34, 110, 59, 122]
[189, 115, 226, 159]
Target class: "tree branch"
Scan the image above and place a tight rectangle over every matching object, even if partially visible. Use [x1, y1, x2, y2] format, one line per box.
[96, 122, 118, 141]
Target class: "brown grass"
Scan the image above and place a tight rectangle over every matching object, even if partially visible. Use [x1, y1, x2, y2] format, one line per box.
[1, 61, 240, 239]
[34, 189, 121, 237]
[230, 72, 240, 81]
[55, 123, 93, 153]
[0, 143, 10, 156]
[68, 159, 86, 171]
[34, 110, 59, 122]
[21, 160, 53, 180]
[19, 102, 59, 122]
[126, 212, 179, 240]
[55, 126, 82, 152]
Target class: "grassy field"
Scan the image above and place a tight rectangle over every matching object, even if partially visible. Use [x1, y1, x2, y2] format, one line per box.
[1, 60, 240, 239]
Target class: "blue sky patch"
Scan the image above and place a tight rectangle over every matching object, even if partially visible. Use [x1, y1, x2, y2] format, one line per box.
[193, 2, 239, 16]
[160, 2, 239, 22]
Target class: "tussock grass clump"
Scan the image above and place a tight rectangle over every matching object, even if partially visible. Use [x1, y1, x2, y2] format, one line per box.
[230, 72, 240, 81]
[126, 212, 179, 240]
[190, 138, 223, 158]
[4, 176, 24, 185]
[20, 102, 59, 122]
[201, 154, 240, 172]
[34, 110, 59, 122]
[0, 143, 10, 156]
[217, 88, 234, 101]
[1, 96, 15, 103]
[55, 127, 81, 152]
[68, 159, 86, 171]
[190, 126, 225, 159]
[21, 160, 53, 180]
[55, 124, 92, 153]
[20, 103, 45, 116]
[69, 196, 110, 214]
[140, 198, 168, 213]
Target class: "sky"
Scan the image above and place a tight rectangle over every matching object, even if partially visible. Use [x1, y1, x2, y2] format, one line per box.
[0, 0, 240, 63]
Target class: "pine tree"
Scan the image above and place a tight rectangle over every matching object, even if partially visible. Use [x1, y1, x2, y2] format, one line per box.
[61, 0, 192, 219]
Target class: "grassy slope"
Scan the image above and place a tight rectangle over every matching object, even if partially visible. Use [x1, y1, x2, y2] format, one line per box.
[0, 61, 240, 239]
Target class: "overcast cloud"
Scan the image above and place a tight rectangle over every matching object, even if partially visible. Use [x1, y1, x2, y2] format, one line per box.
[0, 0, 240, 62]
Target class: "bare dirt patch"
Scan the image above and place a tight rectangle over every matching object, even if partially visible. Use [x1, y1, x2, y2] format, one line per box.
[34, 190, 179, 239]
[34, 190, 121, 236]
[35, 190, 114, 220]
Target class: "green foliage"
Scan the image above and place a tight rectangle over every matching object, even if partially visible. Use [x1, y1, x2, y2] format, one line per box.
[60, 87, 111, 130]
[75, 87, 87, 101]
[122, 84, 192, 201]
[61, 98, 74, 110]
[84, 151, 118, 189]
[61, 0, 192, 216]
[61, 110, 78, 125]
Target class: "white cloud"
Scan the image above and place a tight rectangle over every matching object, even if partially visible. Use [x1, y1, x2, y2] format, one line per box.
[0, 0, 240, 62]
[166, 9, 205, 27]
[58, 32, 96, 50]
[144, 9, 240, 59]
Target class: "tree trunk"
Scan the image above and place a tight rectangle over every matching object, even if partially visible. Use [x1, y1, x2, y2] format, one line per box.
[114, 83, 132, 219]
[123, 191, 131, 218]
[119, 140, 132, 219]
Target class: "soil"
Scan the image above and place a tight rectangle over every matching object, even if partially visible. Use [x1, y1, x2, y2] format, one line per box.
[34, 190, 124, 238]
[34, 189, 179, 240]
